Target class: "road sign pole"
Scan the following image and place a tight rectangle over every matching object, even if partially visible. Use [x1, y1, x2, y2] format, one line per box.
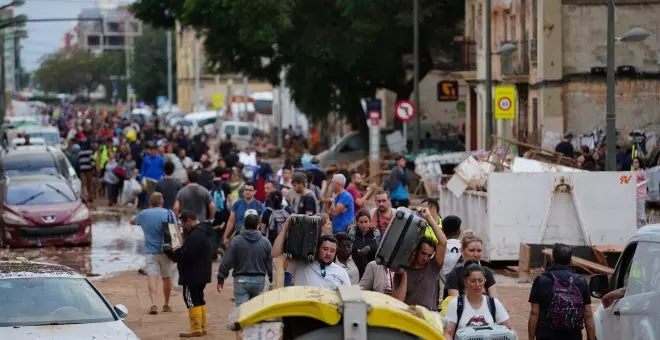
[403, 122, 407, 151]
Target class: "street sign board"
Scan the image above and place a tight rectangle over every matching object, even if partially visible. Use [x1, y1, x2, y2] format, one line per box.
[394, 100, 416, 122]
[437, 80, 459, 101]
[212, 93, 225, 109]
[494, 85, 516, 120]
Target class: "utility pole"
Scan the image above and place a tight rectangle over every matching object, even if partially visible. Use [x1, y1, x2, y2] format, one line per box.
[485, 0, 493, 149]
[242, 76, 248, 120]
[125, 45, 131, 107]
[605, 0, 616, 171]
[412, 0, 421, 154]
[194, 31, 201, 111]
[276, 69, 284, 149]
[166, 30, 173, 112]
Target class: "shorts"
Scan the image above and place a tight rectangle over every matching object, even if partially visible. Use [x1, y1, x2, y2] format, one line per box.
[145, 254, 175, 278]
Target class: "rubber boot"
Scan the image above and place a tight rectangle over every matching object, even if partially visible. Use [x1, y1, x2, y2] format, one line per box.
[179, 306, 204, 338]
[201, 305, 208, 335]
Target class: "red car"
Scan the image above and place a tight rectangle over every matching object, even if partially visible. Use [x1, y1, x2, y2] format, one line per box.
[1, 174, 92, 248]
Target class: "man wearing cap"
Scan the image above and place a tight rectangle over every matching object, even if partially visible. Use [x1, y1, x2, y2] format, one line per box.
[168, 211, 214, 338]
[223, 182, 265, 246]
[217, 210, 272, 306]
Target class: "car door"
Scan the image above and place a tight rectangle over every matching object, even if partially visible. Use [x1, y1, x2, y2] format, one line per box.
[602, 241, 660, 340]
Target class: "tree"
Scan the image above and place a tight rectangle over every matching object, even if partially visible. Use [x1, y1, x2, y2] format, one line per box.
[131, 25, 177, 106]
[131, 0, 463, 134]
[34, 49, 121, 99]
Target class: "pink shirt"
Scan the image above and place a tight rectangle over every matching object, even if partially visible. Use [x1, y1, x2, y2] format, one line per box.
[636, 169, 648, 199]
[346, 185, 363, 212]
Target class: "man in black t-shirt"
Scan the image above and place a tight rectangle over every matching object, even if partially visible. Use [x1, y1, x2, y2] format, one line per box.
[155, 161, 183, 210]
[555, 133, 575, 157]
[289, 172, 317, 215]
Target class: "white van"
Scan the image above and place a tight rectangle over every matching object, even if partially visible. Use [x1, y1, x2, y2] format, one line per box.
[178, 111, 219, 136]
[589, 224, 660, 340]
[22, 126, 63, 149]
[219, 121, 255, 149]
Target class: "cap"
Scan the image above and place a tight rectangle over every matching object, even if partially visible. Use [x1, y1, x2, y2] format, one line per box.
[244, 209, 259, 218]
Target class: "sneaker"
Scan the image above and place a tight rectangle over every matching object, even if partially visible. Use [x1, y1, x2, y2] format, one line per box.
[149, 305, 158, 315]
[162, 305, 172, 312]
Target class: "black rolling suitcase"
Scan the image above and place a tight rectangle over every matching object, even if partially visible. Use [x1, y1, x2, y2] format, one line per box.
[375, 207, 427, 273]
[285, 214, 323, 262]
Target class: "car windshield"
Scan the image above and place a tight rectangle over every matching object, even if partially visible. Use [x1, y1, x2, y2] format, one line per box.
[24, 132, 59, 145]
[177, 120, 193, 126]
[6, 182, 75, 205]
[0, 277, 115, 327]
[1, 155, 59, 177]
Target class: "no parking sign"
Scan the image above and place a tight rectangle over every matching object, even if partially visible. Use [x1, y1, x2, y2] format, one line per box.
[494, 85, 516, 120]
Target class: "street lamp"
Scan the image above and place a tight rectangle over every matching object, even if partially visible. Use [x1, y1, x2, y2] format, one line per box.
[605, 20, 650, 170]
[495, 43, 517, 56]
[0, 0, 24, 11]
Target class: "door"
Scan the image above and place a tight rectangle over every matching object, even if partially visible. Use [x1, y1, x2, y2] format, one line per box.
[600, 242, 637, 340]
[469, 87, 477, 150]
[603, 241, 660, 340]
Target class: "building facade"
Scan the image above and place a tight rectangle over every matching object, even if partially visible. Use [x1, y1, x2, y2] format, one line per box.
[76, 5, 142, 54]
[464, 0, 660, 149]
[1, 9, 16, 93]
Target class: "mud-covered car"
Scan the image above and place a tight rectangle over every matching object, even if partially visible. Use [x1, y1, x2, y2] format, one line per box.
[0, 260, 138, 339]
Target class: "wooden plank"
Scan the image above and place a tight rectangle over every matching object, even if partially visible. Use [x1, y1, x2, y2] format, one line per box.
[592, 245, 624, 253]
[519, 243, 531, 273]
[592, 247, 608, 266]
[541, 248, 614, 275]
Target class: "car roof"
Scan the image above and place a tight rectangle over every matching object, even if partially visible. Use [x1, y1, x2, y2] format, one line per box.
[630, 224, 660, 243]
[23, 126, 58, 133]
[0, 260, 84, 279]
[1, 146, 60, 158]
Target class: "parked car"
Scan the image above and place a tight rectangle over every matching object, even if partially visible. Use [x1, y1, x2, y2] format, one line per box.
[218, 120, 256, 150]
[316, 130, 394, 168]
[0, 145, 82, 196]
[178, 111, 219, 136]
[0, 260, 138, 339]
[589, 224, 660, 340]
[0, 174, 91, 248]
[22, 125, 63, 149]
[11, 137, 47, 147]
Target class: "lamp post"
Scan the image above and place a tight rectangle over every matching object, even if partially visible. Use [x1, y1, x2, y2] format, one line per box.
[605, 19, 650, 170]
[412, 0, 420, 154]
[0, 7, 26, 145]
[484, 37, 517, 147]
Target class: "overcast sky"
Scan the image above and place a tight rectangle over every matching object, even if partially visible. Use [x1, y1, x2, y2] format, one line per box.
[17, 0, 133, 71]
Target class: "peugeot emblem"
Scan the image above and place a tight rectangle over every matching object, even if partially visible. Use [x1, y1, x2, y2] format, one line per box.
[42, 216, 56, 223]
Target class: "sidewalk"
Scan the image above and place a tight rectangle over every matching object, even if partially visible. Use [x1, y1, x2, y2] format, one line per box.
[94, 273, 236, 339]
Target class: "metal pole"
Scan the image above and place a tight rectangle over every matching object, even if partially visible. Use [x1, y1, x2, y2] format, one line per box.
[14, 34, 18, 91]
[485, 0, 493, 149]
[0, 28, 6, 128]
[194, 33, 201, 111]
[125, 46, 131, 107]
[276, 69, 283, 149]
[605, 0, 616, 171]
[242, 76, 248, 120]
[412, 0, 421, 154]
[166, 30, 173, 112]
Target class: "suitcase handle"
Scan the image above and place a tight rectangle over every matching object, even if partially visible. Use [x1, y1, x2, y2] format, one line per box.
[471, 326, 494, 331]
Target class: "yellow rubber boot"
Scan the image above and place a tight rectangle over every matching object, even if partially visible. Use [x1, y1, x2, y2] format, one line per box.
[201, 305, 208, 335]
[179, 306, 204, 338]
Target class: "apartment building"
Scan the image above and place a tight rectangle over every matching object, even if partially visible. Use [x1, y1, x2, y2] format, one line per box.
[464, 0, 660, 149]
[175, 25, 273, 113]
[76, 5, 142, 54]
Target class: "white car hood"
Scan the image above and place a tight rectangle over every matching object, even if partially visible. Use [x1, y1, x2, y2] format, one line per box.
[2, 320, 139, 340]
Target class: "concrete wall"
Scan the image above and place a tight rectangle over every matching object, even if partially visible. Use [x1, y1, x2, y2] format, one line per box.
[562, 2, 660, 74]
[563, 79, 660, 133]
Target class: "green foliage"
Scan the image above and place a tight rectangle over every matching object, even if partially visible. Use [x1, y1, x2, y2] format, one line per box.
[34, 49, 121, 98]
[131, 0, 463, 130]
[131, 25, 176, 106]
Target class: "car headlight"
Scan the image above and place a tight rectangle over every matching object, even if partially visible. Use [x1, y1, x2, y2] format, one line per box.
[70, 206, 90, 223]
[2, 211, 28, 225]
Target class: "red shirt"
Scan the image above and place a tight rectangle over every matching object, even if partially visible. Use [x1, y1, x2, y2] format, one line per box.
[346, 185, 363, 212]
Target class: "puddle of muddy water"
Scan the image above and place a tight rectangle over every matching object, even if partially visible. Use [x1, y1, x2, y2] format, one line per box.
[0, 208, 146, 277]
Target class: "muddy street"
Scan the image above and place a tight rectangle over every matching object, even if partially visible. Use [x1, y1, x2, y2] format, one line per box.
[0, 206, 145, 276]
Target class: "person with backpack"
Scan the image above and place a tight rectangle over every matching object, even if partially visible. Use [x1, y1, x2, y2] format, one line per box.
[443, 262, 512, 339]
[261, 191, 290, 244]
[528, 243, 595, 340]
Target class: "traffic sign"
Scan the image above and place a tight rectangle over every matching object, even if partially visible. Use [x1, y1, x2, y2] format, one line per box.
[494, 85, 516, 120]
[394, 100, 416, 122]
[212, 93, 225, 109]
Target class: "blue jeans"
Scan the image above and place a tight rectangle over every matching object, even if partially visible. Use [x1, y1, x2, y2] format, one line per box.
[233, 276, 266, 306]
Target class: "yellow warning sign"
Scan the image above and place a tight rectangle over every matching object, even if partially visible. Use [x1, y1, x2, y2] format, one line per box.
[494, 85, 516, 120]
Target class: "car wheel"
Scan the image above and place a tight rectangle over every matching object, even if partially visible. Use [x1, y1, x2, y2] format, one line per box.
[294, 325, 418, 340]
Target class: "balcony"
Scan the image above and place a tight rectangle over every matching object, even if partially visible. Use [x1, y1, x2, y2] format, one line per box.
[451, 39, 477, 71]
[500, 40, 530, 82]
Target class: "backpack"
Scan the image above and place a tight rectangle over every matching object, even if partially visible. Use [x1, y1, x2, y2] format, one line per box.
[212, 188, 226, 211]
[456, 294, 496, 326]
[268, 208, 290, 235]
[543, 272, 585, 331]
[348, 226, 382, 245]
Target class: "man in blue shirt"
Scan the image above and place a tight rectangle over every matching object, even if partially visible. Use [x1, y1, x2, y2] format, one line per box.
[141, 143, 165, 181]
[328, 174, 355, 233]
[223, 182, 265, 246]
[384, 155, 410, 208]
[130, 192, 176, 315]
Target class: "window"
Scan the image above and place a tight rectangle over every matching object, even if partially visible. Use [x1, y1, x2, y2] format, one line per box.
[0, 277, 115, 327]
[57, 157, 71, 180]
[224, 125, 236, 135]
[339, 136, 364, 153]
[532, 0, 538, 40]
[624, 242, 660, 296]
[6, 182, 76, 205]
[107, 22, 120, 33]
[238, 126, 250, 136]
[1, 155, 57, 176]
[87, 35, 100, 47]
[613, 242, 638, 290]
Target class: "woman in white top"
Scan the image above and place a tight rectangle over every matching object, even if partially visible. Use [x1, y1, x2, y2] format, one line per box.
[443, 262, 513, 339]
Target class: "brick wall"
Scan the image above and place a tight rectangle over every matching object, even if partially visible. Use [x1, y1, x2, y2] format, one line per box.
[563, 79, 660, 133]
